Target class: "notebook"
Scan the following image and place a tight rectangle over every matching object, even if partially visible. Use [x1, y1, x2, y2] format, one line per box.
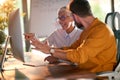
[23, 50, 49, 67]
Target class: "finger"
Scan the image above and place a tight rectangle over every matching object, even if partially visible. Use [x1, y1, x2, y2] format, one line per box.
[25, 33, 35, 36]
[44, 40, 49, 46]
[24, 33, 35, 38]
[31, 42, 39, 47]
[44, 56, 51, 61]
[44, 58, 50, 62]
[44, 58, 47, 61]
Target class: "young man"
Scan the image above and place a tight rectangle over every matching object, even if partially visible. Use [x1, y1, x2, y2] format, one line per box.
[44, 6, 82, 48]
[25, 0, 117, 73]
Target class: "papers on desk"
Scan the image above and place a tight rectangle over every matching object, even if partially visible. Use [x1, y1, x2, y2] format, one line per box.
[24, 50, 49, 67]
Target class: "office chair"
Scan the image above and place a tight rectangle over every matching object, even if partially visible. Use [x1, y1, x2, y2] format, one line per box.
[97, 12, 120, 80]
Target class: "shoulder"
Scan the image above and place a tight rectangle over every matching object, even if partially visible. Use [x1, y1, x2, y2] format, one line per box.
[95, 19, 111, 33]
[48, 28, 65, 36]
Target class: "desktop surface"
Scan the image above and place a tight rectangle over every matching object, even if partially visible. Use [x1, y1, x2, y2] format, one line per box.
[0, 50, 107, 80]
[1, 63, 97, 80]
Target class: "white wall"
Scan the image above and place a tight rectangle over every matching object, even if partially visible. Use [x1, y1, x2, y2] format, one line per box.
[29, 0, 69, 38]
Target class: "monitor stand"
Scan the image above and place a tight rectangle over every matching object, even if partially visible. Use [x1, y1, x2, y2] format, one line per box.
[0, 36, 10, 72]
[0, 36, 25, 72]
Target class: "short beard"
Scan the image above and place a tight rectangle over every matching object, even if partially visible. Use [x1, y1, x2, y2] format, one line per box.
[75, 22, 84, 29]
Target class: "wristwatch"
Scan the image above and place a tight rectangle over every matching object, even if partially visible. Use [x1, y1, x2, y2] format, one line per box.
[50, 48, 55, 53]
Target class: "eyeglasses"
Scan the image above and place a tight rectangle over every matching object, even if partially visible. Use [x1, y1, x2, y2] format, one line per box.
[57, 15, 69, 21]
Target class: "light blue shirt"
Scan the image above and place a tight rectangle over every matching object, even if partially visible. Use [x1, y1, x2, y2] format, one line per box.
[45, 26, 82, 48]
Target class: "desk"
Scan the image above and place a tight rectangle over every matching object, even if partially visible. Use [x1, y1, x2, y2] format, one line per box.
[1, 63, 97, 80]
[0, 51, 108, 80]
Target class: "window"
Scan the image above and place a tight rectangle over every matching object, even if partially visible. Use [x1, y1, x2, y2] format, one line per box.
[90, 0, 111, 22]
[114, 0, 120, 12]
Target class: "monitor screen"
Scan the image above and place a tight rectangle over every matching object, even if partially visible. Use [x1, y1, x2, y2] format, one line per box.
[8, 8, 25, 62]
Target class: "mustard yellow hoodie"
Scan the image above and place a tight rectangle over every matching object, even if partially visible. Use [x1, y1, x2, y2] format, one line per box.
[64, 18, 117, 73]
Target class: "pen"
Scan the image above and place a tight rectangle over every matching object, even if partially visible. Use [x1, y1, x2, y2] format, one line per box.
[23, 63, 36, 67]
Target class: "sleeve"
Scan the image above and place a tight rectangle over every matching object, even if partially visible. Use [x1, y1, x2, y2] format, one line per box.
[43, 32, 55, 47]
[62, 39, 81, 49]
[66, 26, 114, 64]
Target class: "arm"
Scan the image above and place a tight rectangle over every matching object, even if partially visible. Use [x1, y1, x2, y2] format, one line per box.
[24, 33, 68, 60]
[42, 33, 54, 47]
[51, 48, 67, 60]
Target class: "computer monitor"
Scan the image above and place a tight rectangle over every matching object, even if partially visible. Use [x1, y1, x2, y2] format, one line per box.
[7, 8, 49, 68]
[8, 8, 25, 62]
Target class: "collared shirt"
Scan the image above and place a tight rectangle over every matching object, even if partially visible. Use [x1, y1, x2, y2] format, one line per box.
[65, 18, 117, 73]
[45, 26, 82, 48]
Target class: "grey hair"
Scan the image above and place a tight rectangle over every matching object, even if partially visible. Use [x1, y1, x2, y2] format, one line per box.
[57, 6, 72, 17]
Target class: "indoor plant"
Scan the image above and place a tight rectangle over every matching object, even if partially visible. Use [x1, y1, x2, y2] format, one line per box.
[0, 0, 16, 54]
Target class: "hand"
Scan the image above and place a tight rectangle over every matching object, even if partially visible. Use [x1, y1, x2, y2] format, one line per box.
[24, 33, 51, 54]
[44, 56, 59, 64]
[24, 33, 38, 41]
